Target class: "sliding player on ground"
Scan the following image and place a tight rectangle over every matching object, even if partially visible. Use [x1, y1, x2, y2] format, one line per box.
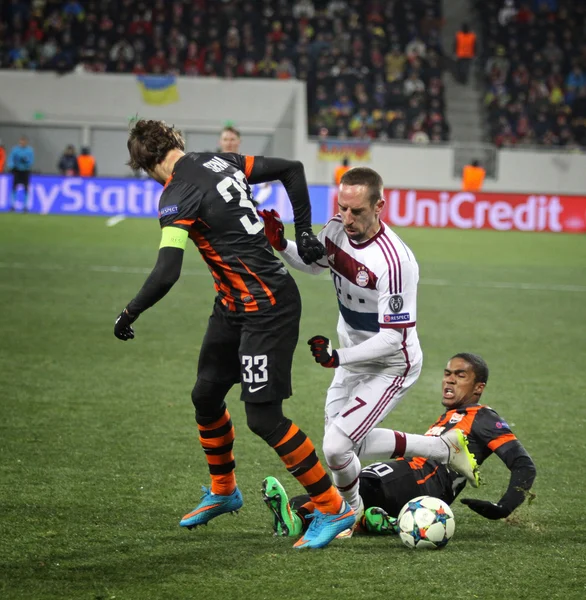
[262, 354, 536, 536]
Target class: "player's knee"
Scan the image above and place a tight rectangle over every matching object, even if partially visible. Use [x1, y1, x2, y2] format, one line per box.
[323, 424, 354, 468]
[191, 378, 231, 426]
[245, 402, 291, 445]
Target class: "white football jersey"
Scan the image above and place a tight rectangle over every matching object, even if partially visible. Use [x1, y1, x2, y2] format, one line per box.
[317, 217, 422, 374]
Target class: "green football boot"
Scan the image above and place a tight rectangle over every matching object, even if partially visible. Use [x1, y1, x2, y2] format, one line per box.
[361, 506, 399, 535]
[261, 476, 303, 537]
[441, 428, 481, 488]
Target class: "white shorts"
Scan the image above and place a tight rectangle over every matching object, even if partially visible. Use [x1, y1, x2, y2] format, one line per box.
[324, 362, 422, 444]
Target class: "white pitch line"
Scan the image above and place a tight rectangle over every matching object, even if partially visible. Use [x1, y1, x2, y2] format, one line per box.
[418, 278, 586, 293]
[0, 261, 207, 278]
[105, 214, 126, 227]
[0, 262, 585, 293]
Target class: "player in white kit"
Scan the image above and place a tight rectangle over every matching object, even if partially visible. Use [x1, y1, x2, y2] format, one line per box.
[260, 167, 479, 523]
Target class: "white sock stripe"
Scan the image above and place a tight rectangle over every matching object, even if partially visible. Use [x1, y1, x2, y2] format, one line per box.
[336, 476, 360, 493]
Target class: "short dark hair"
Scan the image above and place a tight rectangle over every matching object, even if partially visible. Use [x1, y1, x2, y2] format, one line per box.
[221, 126, 241, 138]
[451, 353, 489, 384]
[127, 119, 185, 172]
[339, 167, 384, 206]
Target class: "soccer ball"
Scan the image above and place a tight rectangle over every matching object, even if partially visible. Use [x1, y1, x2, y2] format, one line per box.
[397, 495, 455, 549]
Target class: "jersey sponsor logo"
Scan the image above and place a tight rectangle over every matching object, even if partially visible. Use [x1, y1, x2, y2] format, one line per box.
[355, 266, 369, 287]
[159, 204, 178, 217]
[495, 421, 509, 429]
[449, 413, 465, 424]
[389, 294, 404, 313]
[383, 312, 410, 323]
[203, 156, 230, 173]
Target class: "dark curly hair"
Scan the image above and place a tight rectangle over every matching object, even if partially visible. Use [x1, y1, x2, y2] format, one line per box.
[127, 119, 185, 172]
[451, 353, 489, 384]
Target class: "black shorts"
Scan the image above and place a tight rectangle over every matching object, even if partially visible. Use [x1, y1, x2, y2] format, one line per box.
[12, 170, 30, 189]
[197, 274, 301, 404]
[359, 460, 454, 518]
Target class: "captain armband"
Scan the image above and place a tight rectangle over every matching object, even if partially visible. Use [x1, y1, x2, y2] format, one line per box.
[159, 226, 188, 250]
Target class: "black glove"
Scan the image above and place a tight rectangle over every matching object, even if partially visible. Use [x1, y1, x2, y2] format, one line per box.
[295, 229, 325, 265]
[460, 498, 510, 520]
[114, 309, 136, 341]
[308, 335, 339, 368]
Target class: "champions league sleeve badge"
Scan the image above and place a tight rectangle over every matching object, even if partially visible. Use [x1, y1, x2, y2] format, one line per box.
[389, 294, 404, 313]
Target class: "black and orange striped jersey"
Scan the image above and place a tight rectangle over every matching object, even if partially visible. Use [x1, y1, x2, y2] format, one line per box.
[158, 152, 289, 312]
[357, 403, 530, 514]
[406, 403, 518, 497]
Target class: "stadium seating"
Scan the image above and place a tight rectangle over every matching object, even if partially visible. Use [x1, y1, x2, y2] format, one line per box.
[476, 0, 586, 148]
[0, 0, 449, 143]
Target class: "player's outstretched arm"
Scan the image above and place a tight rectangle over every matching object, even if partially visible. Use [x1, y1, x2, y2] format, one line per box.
[258, 209, 326, 275]
[461, 441, 536, 519]
[247, 156, 324, 264]
[113, 227, 187, 341]
[307, 329, 403, 368]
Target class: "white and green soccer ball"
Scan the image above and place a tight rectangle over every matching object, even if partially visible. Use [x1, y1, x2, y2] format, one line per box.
[397, 495, 455, 549]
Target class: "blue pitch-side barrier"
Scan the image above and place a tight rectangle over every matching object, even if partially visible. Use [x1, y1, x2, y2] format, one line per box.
[0, 174, 333, 224]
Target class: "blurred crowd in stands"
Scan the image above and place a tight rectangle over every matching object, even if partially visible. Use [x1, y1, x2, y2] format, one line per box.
[0, 0, 449, 144]
[476, 0, 586, 149]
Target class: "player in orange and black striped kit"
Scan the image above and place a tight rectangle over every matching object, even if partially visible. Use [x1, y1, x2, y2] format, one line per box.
[270, 353, 536, 535]
[113, 119, 355, 549]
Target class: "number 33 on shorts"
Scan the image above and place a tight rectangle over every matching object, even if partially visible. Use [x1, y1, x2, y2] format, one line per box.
[242, 355, 269, 392]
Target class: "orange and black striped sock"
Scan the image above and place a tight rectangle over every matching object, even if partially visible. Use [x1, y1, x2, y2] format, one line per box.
[272, 423, 342, 515]
[198, 409, 236, 496]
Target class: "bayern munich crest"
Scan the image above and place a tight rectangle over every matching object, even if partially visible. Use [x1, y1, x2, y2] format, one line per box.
[356, 267, 369, 287]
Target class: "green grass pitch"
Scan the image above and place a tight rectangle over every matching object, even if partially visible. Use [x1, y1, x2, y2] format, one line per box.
[1, 214, 585, 600]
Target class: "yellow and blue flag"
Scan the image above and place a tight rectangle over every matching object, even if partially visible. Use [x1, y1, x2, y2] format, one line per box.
[137, 75, 179, 105]
[318, 139, 371, 162]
